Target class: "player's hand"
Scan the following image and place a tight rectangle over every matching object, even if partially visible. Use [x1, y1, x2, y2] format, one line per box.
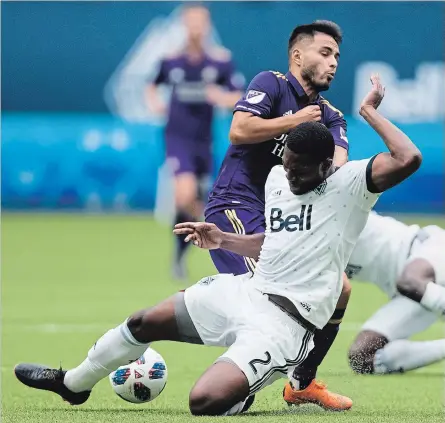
[173, 222, 223, 250]
[293, 105, 322, 124]
[360, 74, 385, 111]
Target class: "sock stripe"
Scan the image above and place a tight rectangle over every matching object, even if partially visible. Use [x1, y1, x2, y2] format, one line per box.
[331, 308, 346, 320]
[120, 321, 147, 347]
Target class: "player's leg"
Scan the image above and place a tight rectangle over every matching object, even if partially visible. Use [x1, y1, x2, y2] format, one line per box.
[171, 149, 212, 279]
[284, 274, 352, 411]
[184, 273, 272, 415]
[188, 361, 250, 416]
[172, 163, 201, 279]
[205, 208, 264, 275]
[14, 294, 187, 404]
[348, 295, 441, 374]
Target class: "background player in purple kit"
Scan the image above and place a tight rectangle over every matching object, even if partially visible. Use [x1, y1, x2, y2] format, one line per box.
[146, 4, 243, 279]
[205, 21, 353, 410]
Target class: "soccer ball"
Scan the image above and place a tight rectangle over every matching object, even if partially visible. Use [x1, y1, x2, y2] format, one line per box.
[109, 347, 168, 404]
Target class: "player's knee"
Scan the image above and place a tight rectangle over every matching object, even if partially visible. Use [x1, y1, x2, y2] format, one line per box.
[175, 191, 195, 210]
[348, 343, 374, 374]
[348, 331, 388, 374]
[396, 276, 421, 301]
[126, 309, 153, 343]
[189, 389, 223, 416]
[397, 259, 432, 302]
[175, 175, 198, 210]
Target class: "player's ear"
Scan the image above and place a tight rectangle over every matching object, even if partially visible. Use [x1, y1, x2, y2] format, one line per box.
[321, 158, 332, 173]
[291, 48, 302, 66]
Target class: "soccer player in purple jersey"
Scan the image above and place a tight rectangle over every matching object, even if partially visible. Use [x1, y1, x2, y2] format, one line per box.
[205, 21, 353, 410]
[146, 4, 243, 279]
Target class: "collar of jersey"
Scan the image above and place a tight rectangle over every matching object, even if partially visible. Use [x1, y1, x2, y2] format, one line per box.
[285, 71, 320, 102]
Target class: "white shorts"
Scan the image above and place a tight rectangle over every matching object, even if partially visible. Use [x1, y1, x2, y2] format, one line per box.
[184, 273, 314, 396]
[361, 225, 444, 340]
[407, 225, 445, 285]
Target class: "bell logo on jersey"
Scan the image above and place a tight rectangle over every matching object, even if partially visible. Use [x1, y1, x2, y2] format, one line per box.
[270, 205, 312, 232]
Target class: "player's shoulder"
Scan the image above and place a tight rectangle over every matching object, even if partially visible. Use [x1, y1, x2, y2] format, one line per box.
[207, 46, 232, 62]
[270, 164, 286, 177]
[265, 165, 286, 198]
[266, 165, 285, 184]
[251, 70, 287, 83]
[319, 95, 344, 119]
[366, 210, 384, 225]
[340, 159, 370, 173]
[268, 70, 288, 82]
[332, 159, 370, 185]
[248, 71, 287, 94]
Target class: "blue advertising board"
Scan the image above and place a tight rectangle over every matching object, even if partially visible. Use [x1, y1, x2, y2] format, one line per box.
[2, 113, 443, 213]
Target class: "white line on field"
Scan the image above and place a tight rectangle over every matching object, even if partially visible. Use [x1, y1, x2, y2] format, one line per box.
[3, 322, 365, 333]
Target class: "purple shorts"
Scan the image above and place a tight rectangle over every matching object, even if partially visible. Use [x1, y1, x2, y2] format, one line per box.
[166, 137, 211, 178]
[205, 208, 265, 275]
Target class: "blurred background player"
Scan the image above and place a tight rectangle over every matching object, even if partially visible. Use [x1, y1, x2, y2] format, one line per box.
[146, 4, 243, 280]
[205, 20, 353, 410]
[347, 211, 445, 374]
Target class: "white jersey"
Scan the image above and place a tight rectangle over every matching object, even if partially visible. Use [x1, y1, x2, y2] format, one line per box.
[253, 159, 381, 329]
[346, 212, 420, 297]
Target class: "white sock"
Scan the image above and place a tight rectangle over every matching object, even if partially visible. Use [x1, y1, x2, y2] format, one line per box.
[220, 398, 248, 416]
[64, 320, 149, 392]
[420, 282, 445, 314]
[374, 339, 445, 374]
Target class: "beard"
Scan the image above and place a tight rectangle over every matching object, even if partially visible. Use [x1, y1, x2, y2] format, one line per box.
[301, 64, 330, 93]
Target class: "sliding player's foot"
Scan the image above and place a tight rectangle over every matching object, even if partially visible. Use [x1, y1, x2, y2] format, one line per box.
[14, 363, 91, 405]
[283, 380, 352, 411]
[241, 395, 255, 413]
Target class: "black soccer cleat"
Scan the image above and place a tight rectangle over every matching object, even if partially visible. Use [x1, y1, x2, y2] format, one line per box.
[241, 395, 255, 413]
[14, 363, 91, 405]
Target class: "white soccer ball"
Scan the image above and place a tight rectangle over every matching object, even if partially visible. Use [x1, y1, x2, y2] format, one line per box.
[109, 347, 168, 404]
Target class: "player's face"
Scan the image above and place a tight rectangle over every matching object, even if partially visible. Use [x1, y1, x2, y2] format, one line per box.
[299, 33, 340, 92]
[282, 146, 332, 195]
[183, 7, 210, 44]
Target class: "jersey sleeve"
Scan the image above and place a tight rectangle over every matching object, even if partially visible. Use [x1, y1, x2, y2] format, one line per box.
[152, 60, 168, 85]
[234, 71, 279, 117]
[217, 59, 245, 91]
[344, 157, 382, 210]
[322, 99, 349, 151]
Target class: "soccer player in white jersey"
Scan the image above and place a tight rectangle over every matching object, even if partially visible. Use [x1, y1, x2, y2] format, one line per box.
[14, 75, 422, 415]
[346, 211, 445, 374]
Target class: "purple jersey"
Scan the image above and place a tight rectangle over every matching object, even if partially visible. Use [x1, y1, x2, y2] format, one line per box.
[153, 49, 243, 144]
[205, 70, 349, 216]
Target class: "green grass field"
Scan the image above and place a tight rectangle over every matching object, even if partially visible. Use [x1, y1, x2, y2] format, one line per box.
[2, 214, 444, 423]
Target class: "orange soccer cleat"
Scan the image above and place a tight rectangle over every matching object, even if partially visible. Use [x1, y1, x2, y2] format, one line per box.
[283, 380, 352, 411]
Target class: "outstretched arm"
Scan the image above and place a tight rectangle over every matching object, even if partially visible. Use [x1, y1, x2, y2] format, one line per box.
[360, 75, 422, 192]
[219, 232, 265, 261]
[173, 222, 265, 260]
